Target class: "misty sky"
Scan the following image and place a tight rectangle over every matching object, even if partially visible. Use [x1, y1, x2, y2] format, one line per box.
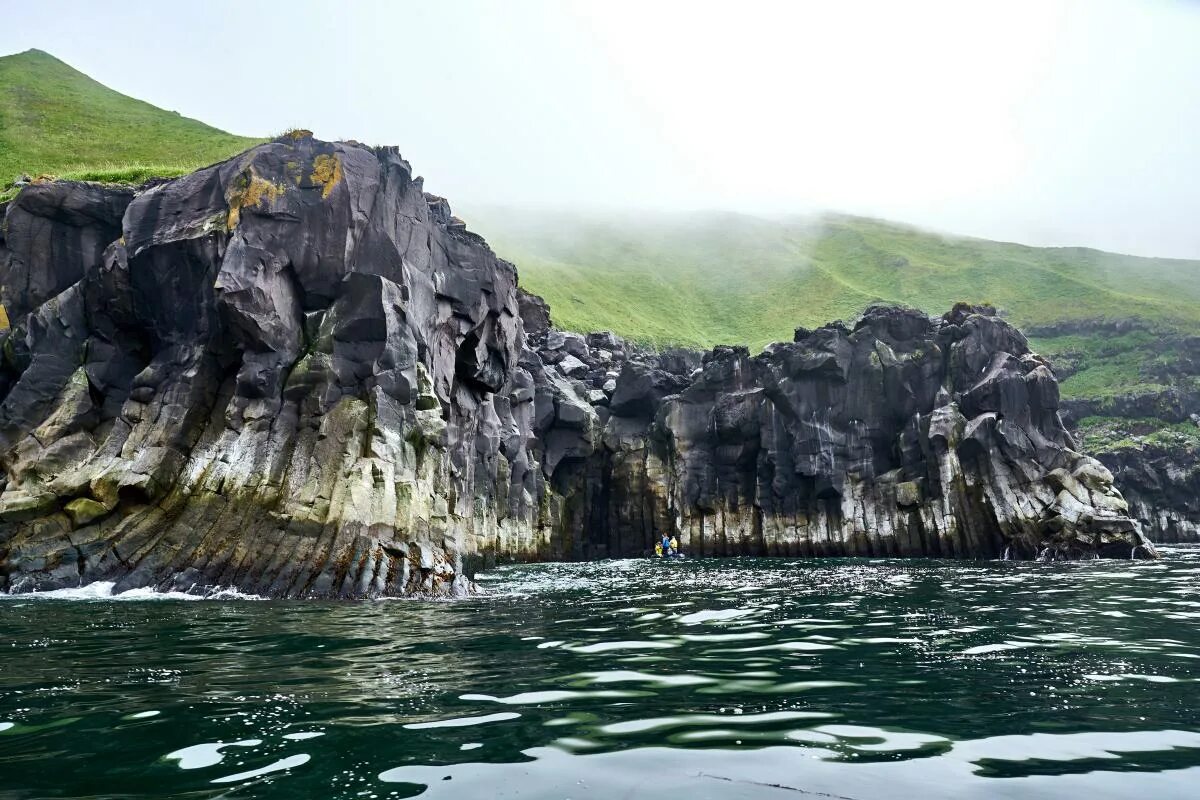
[2, 0, 1199, 258]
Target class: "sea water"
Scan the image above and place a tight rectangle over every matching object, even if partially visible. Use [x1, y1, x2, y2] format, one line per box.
[2, 549, 1199, 798]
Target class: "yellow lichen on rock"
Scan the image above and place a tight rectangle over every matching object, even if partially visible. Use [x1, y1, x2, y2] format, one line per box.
[225, 169, 286, 228]
[310, 153, 343, 200]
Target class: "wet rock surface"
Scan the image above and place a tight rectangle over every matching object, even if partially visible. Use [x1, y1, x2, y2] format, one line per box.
[0, 138, 1156, 597]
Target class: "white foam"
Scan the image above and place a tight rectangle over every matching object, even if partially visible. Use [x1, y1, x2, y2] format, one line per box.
[14, 581, 120, 599]
[0, 722, 14, 732]
[2, 581, 264, 601]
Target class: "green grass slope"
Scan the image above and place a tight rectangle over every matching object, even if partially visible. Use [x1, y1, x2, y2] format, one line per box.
[469, 207, 1200, 351]
[467, 207, 1200, 405]
[0, 49, 260, 191]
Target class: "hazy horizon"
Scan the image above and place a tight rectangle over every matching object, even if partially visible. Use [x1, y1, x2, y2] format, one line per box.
[2, 0, 1199, 259]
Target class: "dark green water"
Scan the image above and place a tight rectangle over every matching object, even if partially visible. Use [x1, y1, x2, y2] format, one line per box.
[3, 549, 1200, 799]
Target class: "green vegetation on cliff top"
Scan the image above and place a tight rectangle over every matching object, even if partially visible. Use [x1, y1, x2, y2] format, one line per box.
[467, 207, 1200, 350]
[1075, 416, 1200, 453]
[2, 47, 1197, 412]
[0, 49, 260, 194]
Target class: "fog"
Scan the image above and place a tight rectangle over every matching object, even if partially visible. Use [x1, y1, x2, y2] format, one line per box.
[3, 0, 1199, 258]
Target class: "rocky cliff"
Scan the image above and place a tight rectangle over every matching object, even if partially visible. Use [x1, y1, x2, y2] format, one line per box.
[529, 302, 1156, 562]
[0, 136, 1156, 597]
[1097, 440, 1200, 543]
[1042, 321, 1200, 544]
[1068, 416, 1200, 544]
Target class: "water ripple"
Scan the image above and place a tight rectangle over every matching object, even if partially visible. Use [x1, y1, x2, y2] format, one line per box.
[2, 547, 1200, 798]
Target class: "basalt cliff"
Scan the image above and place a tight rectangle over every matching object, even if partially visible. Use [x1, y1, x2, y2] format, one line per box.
[1047, 326, 1200, 544]
[0, 135, 1156, 597]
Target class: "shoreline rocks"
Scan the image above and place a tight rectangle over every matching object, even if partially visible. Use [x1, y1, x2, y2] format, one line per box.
[0, 137, 1158, 597]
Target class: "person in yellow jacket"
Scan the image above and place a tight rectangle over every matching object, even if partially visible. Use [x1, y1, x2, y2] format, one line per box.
[654, 541, 663, 558]
[669, 536, 679, 555]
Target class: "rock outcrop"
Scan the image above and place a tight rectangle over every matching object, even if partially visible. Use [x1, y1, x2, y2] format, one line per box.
[1045, 322, 1200, 544]
[0, 137, 1156, 597]
[540, 302, 1155, 562]
[1087, 435, 1200, 544]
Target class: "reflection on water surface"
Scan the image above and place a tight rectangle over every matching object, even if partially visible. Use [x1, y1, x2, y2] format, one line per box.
[3, 549, 1200, 798]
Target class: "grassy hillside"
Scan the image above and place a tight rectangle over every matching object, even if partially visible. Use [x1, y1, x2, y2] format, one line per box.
[0, 49, 260, 193]
[467, 207, 1200, 404]
[469, 207, 1200, 350]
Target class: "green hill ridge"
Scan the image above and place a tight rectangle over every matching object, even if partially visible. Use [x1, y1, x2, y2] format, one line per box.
[0, 48, 260, 193]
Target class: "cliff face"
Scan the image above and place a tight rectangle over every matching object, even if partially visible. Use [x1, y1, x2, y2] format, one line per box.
[535, 303, 1155, 562]
[0, 137, 1156, 597]
[1087, 437, 1200, 544]
[1053, 329, 1200, 544]
[0, 135, 553, 596]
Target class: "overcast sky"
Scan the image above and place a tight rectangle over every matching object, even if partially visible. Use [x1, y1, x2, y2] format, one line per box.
[2, 0, 1199, 258]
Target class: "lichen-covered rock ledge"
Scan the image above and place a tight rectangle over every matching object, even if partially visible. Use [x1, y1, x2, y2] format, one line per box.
[0, 135, 1156, 597]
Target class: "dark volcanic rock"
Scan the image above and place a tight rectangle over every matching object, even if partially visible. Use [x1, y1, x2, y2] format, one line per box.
[0, 135, 542, 596]
[1, 181, 134, 320]
[0, 139, 1156, 597]
[571, 305, 1153, 561]
[608, 359, 691, 417]
[1097, 440, 1200, 543]
[1048, 322, 1200, 543]
[517, 289, 552, 345]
